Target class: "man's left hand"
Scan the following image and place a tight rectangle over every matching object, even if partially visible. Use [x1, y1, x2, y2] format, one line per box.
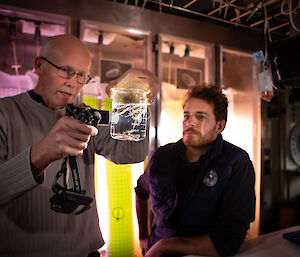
[144, 240, 164, 257]
[106, 68, 159, 104]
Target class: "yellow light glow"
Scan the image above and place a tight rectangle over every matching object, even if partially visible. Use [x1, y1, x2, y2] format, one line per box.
[131, 162, 146, 257]
[159, 101, 183, 145]
[95, 155, 109, 252]
[95, 155, 145, 256]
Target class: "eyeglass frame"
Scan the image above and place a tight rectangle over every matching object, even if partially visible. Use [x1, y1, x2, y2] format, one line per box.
[40, 56, 91, 85]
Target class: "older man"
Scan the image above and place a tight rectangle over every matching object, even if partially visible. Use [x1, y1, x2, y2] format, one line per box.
[0, 34, 158, 257]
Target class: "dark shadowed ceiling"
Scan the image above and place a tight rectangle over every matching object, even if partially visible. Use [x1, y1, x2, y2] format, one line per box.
[108, 0, 300, 41]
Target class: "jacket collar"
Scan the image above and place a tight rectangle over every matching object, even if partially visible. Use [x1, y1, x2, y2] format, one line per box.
[28, 90, 47, 106]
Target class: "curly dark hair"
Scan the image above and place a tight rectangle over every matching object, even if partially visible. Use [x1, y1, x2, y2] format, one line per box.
[184, 84, 228, 122]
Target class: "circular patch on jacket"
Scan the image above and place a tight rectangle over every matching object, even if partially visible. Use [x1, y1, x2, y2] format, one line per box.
[203, 169, 218, 187]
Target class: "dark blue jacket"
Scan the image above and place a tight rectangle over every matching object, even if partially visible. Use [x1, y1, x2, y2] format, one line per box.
[135, 135, 256, 256]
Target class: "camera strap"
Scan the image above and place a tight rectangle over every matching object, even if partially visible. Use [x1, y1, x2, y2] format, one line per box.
[52, 156, 82, 193]
[50, 156, 93, 214]
[68, 156, 82, 193]
[50, 103, 109, 215]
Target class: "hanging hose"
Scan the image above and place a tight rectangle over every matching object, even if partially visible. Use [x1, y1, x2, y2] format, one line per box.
[168, 43, 174, 84]
[288, 0, 300, 33]
[281, 0, 300, 33]
[98, 31, 103, 61]
[35, 21, 42, 57]
[168, 55, 173, 84]
[9, 18, 21, 94]
[183, 45, 190, 69]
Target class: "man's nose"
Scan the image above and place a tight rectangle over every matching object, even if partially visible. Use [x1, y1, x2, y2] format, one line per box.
[186, 117, 196, 128]
[188, 121, 195, 128]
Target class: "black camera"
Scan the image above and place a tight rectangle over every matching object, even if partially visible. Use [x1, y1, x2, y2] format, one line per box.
[50, 104, 109, 215]
[66, 104, 109, 126]
[50, 190, 93, 215]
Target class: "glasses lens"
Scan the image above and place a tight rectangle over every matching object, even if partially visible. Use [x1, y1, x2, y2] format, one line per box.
[57, 68, 70, 79]
[76, 75, 85, 84]
[57, 67, 89, 85]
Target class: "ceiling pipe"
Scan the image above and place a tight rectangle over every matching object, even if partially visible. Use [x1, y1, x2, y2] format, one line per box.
[208, 0, 237, 16]
[215, 0, 249, 11]
[250, 12, 282, 27]
[230, 0, 280, 22]
[269, 22, 290, 32]
[230, 10, 251, 22]
[147, 0, 285, 37]
[183, 0, 198, 9]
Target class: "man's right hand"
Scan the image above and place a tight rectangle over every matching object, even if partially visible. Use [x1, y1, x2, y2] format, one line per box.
[140, 238, 149, 256]
[30, 116, 98, 178]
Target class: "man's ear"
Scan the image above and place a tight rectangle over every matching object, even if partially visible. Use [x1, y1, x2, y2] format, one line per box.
[34, 57, 43, 75]
[216, 120, 226, 134]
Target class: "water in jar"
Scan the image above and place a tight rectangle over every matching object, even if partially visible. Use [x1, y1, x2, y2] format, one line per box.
[110, 88, 147, 141]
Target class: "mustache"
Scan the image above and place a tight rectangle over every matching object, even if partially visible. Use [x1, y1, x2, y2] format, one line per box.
[183, 128, 198, 134]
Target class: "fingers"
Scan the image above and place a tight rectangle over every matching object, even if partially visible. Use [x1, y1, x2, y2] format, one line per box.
[56, 140, 88, 157]
[30, 114, 99, 172]
[146, 92, 155, 105]
[140, 238, 149, 256]
[56, 130, 90, 150]
[63, 116, 98, 136]
[105, 68, 159, 104]
[128, 69, 159, 104]
[51, 116, 98, 158]
[106, 79, 118, 97]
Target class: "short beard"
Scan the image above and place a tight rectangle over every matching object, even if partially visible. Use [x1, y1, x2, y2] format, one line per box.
[183, 125, 218, 148]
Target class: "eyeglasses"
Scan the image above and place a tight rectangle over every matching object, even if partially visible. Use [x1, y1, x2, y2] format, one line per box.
[40, 56, 91, 85]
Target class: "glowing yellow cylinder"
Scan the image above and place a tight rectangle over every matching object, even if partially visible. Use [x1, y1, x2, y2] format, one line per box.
[106, 162, 134, 257]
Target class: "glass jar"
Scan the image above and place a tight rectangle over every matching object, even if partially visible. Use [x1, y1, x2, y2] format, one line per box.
[110, 88, 147, 141]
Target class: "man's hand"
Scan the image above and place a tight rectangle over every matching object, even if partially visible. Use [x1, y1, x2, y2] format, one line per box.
[30, 116, 98, 178]
[106, 68, 159, 104]
[140, 238, 149, 256]
[144, 240, 164, 257]
[144, 235, 219, 257]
